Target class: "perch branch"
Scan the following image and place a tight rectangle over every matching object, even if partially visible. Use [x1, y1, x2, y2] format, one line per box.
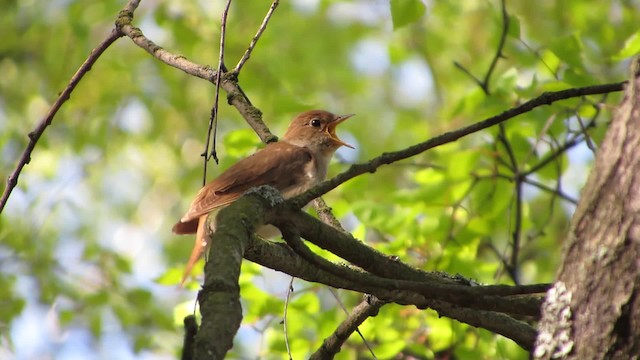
[245, 234, 538, 349]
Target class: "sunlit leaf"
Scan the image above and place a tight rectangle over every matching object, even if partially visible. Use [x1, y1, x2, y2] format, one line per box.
[613, 30, 640, 61]
[390, 0, 427, 30]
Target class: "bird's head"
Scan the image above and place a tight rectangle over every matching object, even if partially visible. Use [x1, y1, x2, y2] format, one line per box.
[283, 110, 354, 154]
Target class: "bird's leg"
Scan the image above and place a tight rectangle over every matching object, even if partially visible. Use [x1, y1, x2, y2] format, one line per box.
[180, 214, 209, 286]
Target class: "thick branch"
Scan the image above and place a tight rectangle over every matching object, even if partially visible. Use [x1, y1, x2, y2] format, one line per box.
[243, 228, 538, 349]
[207, 189, 544, 349]
[273, 208, 544, 316]
[193, 195, 269, 359]
[275, 207, 549, 296]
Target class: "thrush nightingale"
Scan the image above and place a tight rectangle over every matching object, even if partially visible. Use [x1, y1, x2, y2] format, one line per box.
[172, 110, 354, 285]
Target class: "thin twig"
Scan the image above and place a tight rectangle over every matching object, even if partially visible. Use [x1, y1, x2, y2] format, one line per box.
[327, 288, 377, 359]
[283, 277, 294, 360]
[311, 294, 382, 360]
[489, 172, 578, 205]
[454, 0, 509, 95]
[434, 178, 478, 270]
[510, 180, 523, 285]
[518, 39, 559, 80]
[497, 125, 522, 285]
[453, 61, 484, 90]
[485, 241, 517, 282]
[492, 134, 515, 172]
[290, 81, 626, 208]
[523, 113, 556, 165]
[482, 0, 509, 93]
[201, 0, 232, 184]
[497, 125, 518, 172]
[575, 114, 597, 153]
[117, 16, 276, 143]
[523, 177, 578, 204]
[234, 0, 280, 73]
[0, 28, 124, 215]
[522, 133, 584, 176]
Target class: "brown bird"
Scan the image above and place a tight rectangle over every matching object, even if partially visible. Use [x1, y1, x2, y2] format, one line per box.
[172, 110, 354, 285]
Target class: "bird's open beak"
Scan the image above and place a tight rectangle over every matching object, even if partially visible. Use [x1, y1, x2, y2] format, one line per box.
[328, 113, 355, 149]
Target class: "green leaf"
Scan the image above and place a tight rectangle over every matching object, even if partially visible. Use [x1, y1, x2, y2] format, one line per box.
[508, 15, 521, 38]
[549, 33, 584, 69]
[390, 0, 426, 30]
[613, 30, 640, 61]
[155, 267, 183, 286]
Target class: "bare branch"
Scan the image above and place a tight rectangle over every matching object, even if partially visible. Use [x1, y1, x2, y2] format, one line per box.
[523, 133, 584, 176]
[453, 61, 485, 90]
[290, 81, 626, 208]
[117, 14, 276, 144]
[283, 277, 294, 360]
[201, 0, 233, 184]
[497, 125, 523, 285]
[575, 114, 597, 153]
[310, 295, 383, 360]
[234, 0, 280, 74]
[482, 0, 509, 92]
[454, 0, 509, 95]
[523, 177, 578, 204]
[327, 289, 378, 358]
[0, 27, 124, 214]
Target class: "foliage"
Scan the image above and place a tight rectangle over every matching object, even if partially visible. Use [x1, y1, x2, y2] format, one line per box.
[0, 0, 637, 358]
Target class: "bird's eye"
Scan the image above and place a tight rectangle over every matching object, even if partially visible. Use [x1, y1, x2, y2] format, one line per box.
[310, 119, 321, 127]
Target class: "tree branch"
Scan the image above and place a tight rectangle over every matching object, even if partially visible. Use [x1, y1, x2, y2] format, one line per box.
[0, 27, 124, 214]
[180, 183, 544, 352]
[201, 0, 233, 180]
[497, 125, 523, 285]
[274, 208, 544, 315]
[234, 0, 280, 74]
[192, 193, 268, 359]
[454, 0, 509, 95]
[290, 81, 626, 208]
[310, 295, 384, 359]
[116, 11, 276, 144]
[242, 222, 539, 350]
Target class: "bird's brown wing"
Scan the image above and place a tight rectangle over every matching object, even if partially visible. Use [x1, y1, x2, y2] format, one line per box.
[172, 142, 313, 234]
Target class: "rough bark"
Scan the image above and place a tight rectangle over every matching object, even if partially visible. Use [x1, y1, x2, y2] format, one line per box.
[534, 60, 640, 359]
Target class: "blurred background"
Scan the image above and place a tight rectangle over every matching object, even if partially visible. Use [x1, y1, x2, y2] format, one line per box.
[1, 0, 638, 358]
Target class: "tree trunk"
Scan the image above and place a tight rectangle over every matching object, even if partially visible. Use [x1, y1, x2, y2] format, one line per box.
[534, 60, 640, 359]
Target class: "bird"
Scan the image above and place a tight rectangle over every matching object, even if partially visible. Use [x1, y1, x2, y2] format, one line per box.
[172, 110, 354, 285]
